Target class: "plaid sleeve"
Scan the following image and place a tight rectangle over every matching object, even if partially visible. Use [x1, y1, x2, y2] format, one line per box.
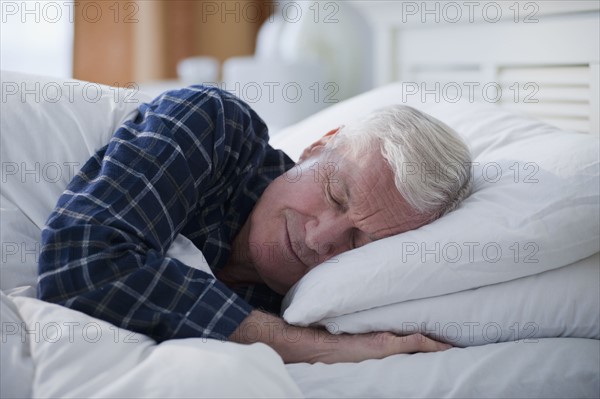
[37, 87, 256, 342]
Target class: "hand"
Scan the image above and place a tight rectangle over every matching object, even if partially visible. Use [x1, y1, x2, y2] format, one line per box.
[313, 331, 452, 364]
[229, 311, 451, 364]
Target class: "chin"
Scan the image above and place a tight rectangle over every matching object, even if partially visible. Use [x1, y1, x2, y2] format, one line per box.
[248, 217, 306, 295]
[255, 261, 305, 296]
[260, 274, 291, 295]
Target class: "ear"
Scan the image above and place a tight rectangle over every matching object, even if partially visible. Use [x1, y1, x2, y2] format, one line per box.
[298, 126, 343, 163]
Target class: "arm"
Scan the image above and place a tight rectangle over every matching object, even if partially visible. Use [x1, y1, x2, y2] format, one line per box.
[38, 87, 263, 342]
[230, 311, 451, 364]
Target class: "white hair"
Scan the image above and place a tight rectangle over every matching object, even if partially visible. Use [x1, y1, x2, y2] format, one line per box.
[329, 105, 472, 221]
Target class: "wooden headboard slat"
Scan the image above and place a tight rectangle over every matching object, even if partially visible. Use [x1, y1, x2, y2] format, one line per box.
[350, 2, 599, 134]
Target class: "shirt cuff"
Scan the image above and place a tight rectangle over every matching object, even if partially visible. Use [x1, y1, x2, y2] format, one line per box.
[174, 276, 253, 341]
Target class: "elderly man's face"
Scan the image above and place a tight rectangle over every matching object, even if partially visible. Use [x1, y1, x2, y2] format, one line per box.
[242, 136, 427, 294]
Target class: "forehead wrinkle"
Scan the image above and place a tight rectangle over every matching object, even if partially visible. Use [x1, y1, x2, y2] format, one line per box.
[346, 173, 396, 233]
[352, 185, 418, 240]
[335, 146, 410, 240]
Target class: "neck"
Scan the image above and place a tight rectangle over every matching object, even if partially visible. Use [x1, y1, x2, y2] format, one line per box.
[217, 220, 264, 287]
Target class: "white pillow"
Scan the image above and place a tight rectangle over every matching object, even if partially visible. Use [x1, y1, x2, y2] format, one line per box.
[275, 83, 600, 325]
[0, 70, 151, 230]
[0, 71, 213, 292]
[0, 194, 41, 292]
[319, 252, 600, 346]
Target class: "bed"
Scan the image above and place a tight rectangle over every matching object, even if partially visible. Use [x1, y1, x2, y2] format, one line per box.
[1, 2, 599, 398]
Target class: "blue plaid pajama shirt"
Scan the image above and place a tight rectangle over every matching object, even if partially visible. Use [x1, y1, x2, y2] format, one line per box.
[38, 86, 295, 342]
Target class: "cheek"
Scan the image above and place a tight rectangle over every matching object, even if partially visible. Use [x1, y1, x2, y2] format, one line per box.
[270, 173, 322, 212]
[248, 177, 295, 243]
[294, 174, 326, 210]
[248, 171, 323, 247]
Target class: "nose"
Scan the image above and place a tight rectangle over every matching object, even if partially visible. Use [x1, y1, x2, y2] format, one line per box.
[304, 210, 352, 261]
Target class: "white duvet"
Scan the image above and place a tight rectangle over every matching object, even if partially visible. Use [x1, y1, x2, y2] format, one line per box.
[1, 290, 303, 398]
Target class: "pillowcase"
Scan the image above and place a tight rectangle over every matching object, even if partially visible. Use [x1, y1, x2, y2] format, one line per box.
[0, 71, 152, 230]
[1, 194, 41, 292]
[318, 252, 600, 346]
[274, 83, 600, 325]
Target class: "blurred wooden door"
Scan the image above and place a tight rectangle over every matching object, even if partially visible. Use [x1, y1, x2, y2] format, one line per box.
[74, 0, 270, 85]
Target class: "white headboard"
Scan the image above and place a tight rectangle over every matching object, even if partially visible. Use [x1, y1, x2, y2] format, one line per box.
[351, 1, 600, 134]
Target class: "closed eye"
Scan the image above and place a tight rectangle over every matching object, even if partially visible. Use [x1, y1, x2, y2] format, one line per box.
[326, 181, 346, 211]
[324, 180, 356, 249]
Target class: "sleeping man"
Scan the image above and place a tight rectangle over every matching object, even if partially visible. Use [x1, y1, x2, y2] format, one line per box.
[38, 86, 472, 364]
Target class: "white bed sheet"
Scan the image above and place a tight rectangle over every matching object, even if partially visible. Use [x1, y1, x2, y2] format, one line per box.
[287, 338, 600, 398]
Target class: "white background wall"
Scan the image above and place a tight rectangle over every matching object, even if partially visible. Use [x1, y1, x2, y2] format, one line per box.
[1, 0, 73, 78]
